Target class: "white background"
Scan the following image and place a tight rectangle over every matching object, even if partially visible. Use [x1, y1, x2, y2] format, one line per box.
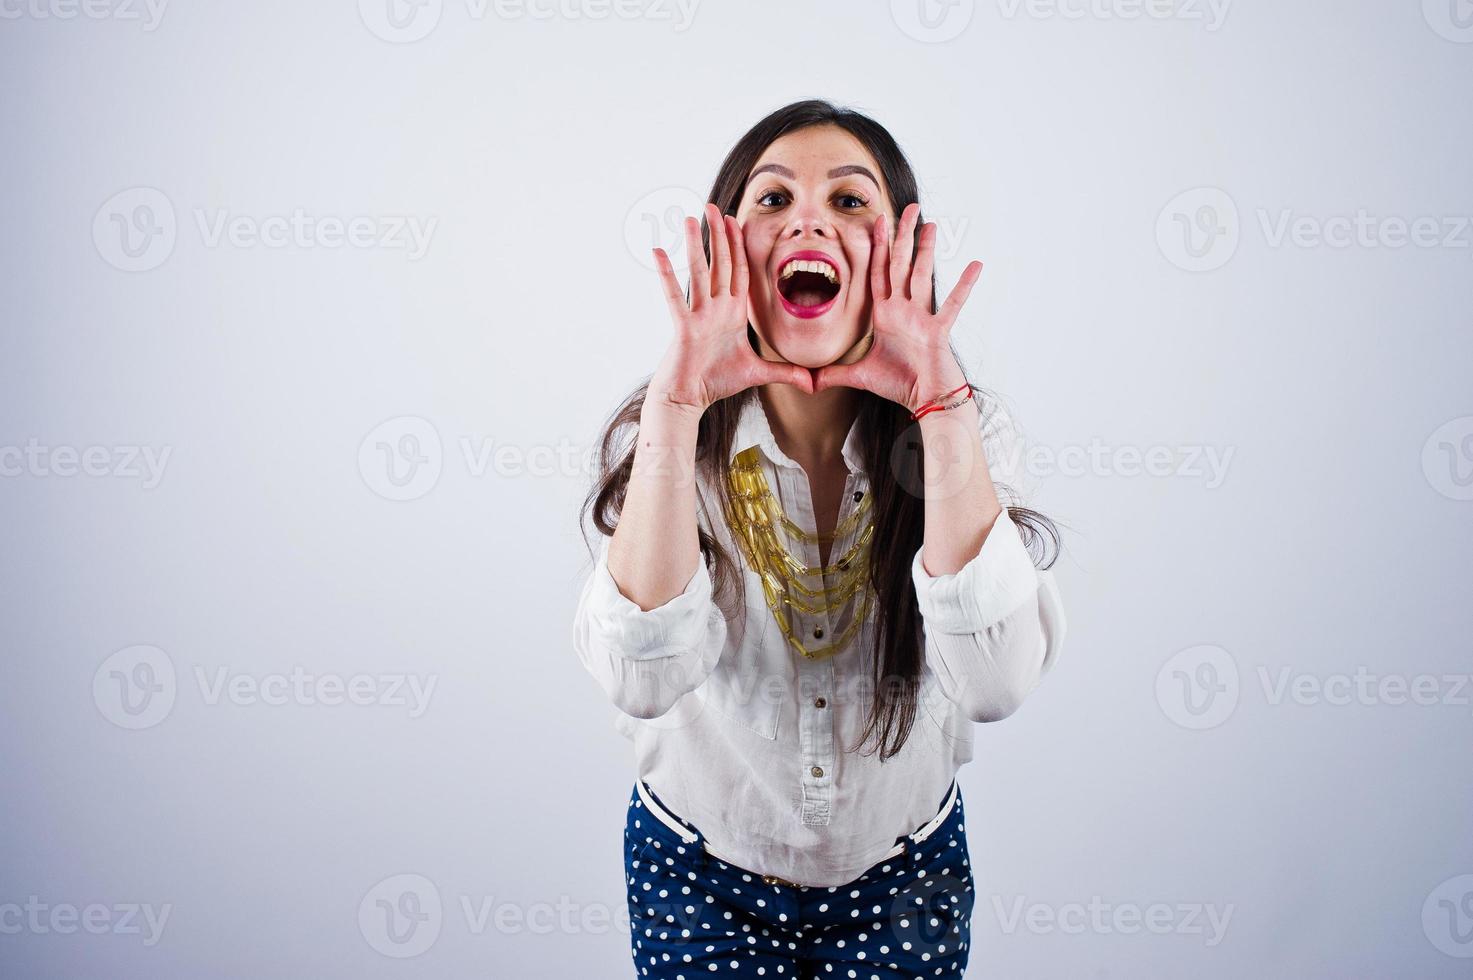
[2, 0, 1471, 976]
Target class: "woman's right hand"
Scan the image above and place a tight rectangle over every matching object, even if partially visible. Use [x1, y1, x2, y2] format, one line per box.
[648, 202, 815, 414]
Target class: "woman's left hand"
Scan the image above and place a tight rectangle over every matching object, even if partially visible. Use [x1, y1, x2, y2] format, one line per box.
[812, 202, 983, 415]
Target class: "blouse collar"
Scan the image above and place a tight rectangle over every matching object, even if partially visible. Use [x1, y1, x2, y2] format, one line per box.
[729, 390, 866, 476]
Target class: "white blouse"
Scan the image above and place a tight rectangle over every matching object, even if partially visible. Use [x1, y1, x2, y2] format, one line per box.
[571, 390, 1067, 888]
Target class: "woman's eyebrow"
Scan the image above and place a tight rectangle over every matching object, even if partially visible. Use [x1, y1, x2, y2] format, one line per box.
[747, 162, 881, 190]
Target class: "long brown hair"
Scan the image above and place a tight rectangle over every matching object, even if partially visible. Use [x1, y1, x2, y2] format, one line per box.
[581, 99, 1060, 761]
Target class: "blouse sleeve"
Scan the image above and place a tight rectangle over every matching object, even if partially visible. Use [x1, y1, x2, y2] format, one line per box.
[571, 531, 728, 721]
[909, 401, 1068, 722]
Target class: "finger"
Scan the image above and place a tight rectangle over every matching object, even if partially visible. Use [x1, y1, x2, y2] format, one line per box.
[890, 203, 921, 300]
[727, 215, 749, 299]
[909, 222, 938, 308]
[748, 349, 814, 394]
[652, 247, 689, 325]
[684, 214, 709, 303]
[773, 363, 816, 394]
[812, 360, 870, 396]
[869, 213, 890, 303]
[706, 203, 729, 297]
[935, 260, 984, 330]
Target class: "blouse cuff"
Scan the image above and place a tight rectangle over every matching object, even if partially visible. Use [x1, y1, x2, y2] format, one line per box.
[910, 508, 1039, 634]
[586, 548, 715, 661]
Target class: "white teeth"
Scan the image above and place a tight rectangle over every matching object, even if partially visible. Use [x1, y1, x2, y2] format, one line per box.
[779, 258, 840, 285]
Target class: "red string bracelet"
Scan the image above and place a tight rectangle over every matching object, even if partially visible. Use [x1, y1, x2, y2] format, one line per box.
[910, 382, 975, 421]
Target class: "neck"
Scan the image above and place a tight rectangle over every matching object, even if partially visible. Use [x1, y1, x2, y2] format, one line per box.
[758, 383, 862, 471]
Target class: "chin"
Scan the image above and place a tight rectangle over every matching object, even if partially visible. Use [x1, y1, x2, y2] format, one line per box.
[757, 323, 862, 370]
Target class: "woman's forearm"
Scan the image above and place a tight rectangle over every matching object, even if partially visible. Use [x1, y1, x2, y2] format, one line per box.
[915, 395, 1005, 576]
[605, 396, 706, 611]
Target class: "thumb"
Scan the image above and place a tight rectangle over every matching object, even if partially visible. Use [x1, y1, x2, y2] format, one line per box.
[761, 362, 815, 394]
[745, 341, 814, 394]
[813, 361, 865, 395]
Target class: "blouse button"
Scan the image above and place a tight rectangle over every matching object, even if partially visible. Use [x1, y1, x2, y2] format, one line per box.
[814, 697, 827, 709]
[853, 490, 863, 502]
[813, 626, 824, 639]
[810, 766, 824, 778]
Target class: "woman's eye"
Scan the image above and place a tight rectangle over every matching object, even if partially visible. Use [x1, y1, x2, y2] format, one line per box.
[754, 190, 870, 210]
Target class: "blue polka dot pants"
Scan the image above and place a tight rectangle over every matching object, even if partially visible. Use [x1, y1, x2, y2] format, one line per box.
[624, 778, 974, 978]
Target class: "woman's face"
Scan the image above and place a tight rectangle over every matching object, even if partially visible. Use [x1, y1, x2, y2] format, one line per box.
[734, 124, 894, 370]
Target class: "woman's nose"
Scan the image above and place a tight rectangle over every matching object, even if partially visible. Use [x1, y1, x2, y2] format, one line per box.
[784, 207, 834, 238]
[786, 217, 832, 238]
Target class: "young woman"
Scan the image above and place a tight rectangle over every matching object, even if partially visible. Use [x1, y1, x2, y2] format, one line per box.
[573, 99, 1067, 978]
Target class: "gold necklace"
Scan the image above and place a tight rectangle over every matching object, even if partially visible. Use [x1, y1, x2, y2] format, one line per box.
[722, 446, 875, 660]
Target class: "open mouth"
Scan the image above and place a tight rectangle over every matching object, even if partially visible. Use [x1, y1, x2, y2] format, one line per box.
[776, 252, 842, 319]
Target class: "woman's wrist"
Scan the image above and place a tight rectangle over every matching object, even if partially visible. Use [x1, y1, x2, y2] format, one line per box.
[634, 395, 703, 490]
[643, 389, 706, 428]
[907, 367, 970, 418]
[915, 388, 980, 429]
